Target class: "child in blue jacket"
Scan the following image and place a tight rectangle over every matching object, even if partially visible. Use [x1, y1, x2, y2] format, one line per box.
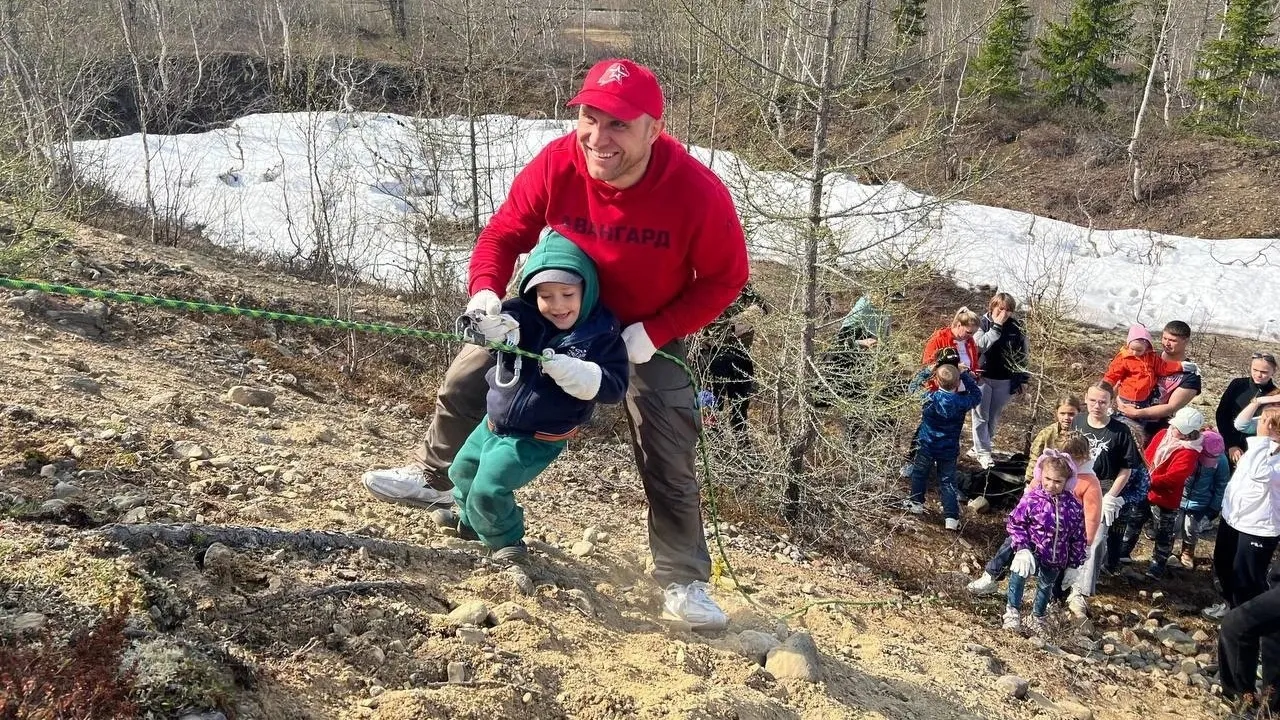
[1175, 429, 1230, 568]
[434, 229, 629, 562]
[906, 355, 982, 530]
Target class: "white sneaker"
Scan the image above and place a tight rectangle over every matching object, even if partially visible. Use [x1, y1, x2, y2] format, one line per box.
[967, 572, 999, 596]
[1002, 605, 1021, 630]
[944, 517, 960, 531]
[1202, 602, 1229, 622]
[977, 451, 995, 470]
[1068, 593, 1089, 618]
[361, 466, 454, 508]
[966, 447, 980, 460]
[902, 499, 925, 515]
[662, 581, 728, 631]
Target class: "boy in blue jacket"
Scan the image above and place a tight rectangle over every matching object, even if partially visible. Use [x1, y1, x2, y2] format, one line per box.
[906, 351, 982, 530]
[433, 229, 629, 562]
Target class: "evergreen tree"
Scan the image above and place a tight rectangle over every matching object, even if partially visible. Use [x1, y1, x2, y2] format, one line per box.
[892, 0, 927, 44]
[966, 0, 1033, 101]
[1034, 0, 1134, 111]
[1187, 0, 1280, 131]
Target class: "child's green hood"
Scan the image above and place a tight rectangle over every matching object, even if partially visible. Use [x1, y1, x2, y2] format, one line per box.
[518, 229, 600, 324]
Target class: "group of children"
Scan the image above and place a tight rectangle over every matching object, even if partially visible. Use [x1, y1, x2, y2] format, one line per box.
[908, 320, 1229, 632]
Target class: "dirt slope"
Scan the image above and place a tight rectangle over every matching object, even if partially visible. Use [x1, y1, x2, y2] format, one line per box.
[0, 226, 1229, 720]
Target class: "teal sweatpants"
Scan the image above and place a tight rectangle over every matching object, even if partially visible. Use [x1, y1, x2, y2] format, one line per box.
[448, 417, 565, 549]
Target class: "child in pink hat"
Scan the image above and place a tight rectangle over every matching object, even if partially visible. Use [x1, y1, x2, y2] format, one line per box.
[1103, 324, 1192, 407]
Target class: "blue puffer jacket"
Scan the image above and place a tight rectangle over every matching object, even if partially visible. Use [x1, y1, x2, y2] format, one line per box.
[1181, 454, 1230, 514]
[913, 370, 982, 457]
[485, 231, 629, 438]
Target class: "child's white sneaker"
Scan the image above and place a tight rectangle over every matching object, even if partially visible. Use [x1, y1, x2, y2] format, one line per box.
[976, 450, 995, 469]
[1026, 615, 1047, 636]
[944, 517, 960, 531]
[1067, 592, 1089, 618]
[967, 572, 999, 596]
[1002, 605, 1021, 631]
[901, 499, 925, 515]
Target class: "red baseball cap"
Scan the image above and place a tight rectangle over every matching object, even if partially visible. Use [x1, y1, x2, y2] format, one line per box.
[567, 58, 664, 121]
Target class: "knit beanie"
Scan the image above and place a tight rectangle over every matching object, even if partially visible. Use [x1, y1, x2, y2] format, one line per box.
[1200, 430, 1225, 466]
[1126, 324, 1153, 349]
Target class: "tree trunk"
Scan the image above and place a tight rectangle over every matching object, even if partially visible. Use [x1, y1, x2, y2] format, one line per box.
[783, 0, 839, 525]
[1129, 0, 1173, 203]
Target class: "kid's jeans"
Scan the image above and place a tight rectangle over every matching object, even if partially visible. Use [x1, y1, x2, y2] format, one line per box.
[1176, 508, 1209, 554]
[910, 449, 959, 519]
[1007, 565, 1065, 617]
[449, 418, 566, 550]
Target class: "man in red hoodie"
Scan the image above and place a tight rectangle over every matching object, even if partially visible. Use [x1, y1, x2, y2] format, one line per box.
[362, 59, 749, 630]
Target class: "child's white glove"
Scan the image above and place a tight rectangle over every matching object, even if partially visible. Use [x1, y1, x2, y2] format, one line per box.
[621, 323, 658, 364]
[542, 352, 602, 400]
[1011, 549, 1037, 578]
[465, 290, 518, 342]
[1101, 494, 1125, 526]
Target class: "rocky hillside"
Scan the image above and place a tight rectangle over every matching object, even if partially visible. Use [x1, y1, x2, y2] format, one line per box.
[0, 225, 1237, 720]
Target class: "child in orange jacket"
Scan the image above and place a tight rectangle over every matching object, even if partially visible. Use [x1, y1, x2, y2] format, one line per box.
[1103, 325, 1192, 407]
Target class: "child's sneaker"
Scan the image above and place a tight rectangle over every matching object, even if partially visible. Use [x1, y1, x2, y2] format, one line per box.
[944, 517, 960, 531]
[1202, 602, 1229, 621]
[430, 508, 481, 541]
[967, 572, 999, 596]
[1002, 605, 1021, 631]
[1026, 615, 1047, 636]
[1067, 592, 1089, 618]
[1179, 549, 1195, 569]
[490, 541, 529, 566]
[1145, 561, 1166, 580]
[902, 499, 925, 515]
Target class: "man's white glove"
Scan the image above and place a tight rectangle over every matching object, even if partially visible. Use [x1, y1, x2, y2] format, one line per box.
[542, 352, 602, 401]
[465, 290, 518, 342]
[621, 323, 658, 364]
[1101, 494, 1125, 526]
[1181, 361, 1200, 375]
[1011, 549, 1037, 578]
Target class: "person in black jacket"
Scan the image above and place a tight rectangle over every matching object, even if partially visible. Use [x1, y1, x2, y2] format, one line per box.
[434, 230, 629, 562]
[697, 284, 768, 448]
[970, 292, 1030, 469]
[1216, 352, 1277, 466]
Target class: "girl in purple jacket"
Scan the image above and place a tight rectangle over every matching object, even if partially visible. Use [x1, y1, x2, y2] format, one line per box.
[1004, 450, 1089, 633]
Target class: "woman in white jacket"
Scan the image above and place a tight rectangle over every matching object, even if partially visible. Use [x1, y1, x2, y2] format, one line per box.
[1208, 404, 1280, 618]
[1215, 403, 1280, 716]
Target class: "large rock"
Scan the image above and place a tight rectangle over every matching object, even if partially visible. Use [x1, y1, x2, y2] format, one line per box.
[728, 630, 782, 666]
[996, 674, 1029, 699]
[446, 600, 492, 627]
[764, 631, 821, 682]
[225, 386, 275, 408]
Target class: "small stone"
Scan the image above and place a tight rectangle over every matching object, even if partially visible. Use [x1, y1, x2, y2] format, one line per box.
[447, 601, 491, 627]
[456, 627, 486, 645]
[996, 674, 1029, 699]
[171, 440, 211, 460]
[10, 612, 48, 633]
[122, 506, 147, 523]
[447, 661, 468, 684]
[39, 464, 57, 478]
[39, 499, 68, 514]
[202, 543, 238, 574]
[583, 526, 601, 543]
[207, 456, 234, 468]
[730, 630, 781, 665]
[492, 602, 532, 624]
[522, 692, 533, 703]
[69, 445, 87, 459]
[52, 482, 82, 499]
[1193, 629, 1211, 643]
[226, 386, 275, 407]
[110, 494, 146, 511]
[368, 686, 385, 698]
[314, 427, 337, 444]
[62, 376, 101, 395]
[764, 631, 821, 682]
[570, 541, 595, 557]
[1181, 659, 1200, 675]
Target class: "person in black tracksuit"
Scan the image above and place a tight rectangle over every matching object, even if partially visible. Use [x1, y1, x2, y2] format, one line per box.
[1217, 354, 1278, 467]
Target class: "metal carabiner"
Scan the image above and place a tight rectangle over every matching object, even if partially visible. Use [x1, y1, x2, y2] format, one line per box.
[457, 310, 522, 388]
[492, 326, 522, 388]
